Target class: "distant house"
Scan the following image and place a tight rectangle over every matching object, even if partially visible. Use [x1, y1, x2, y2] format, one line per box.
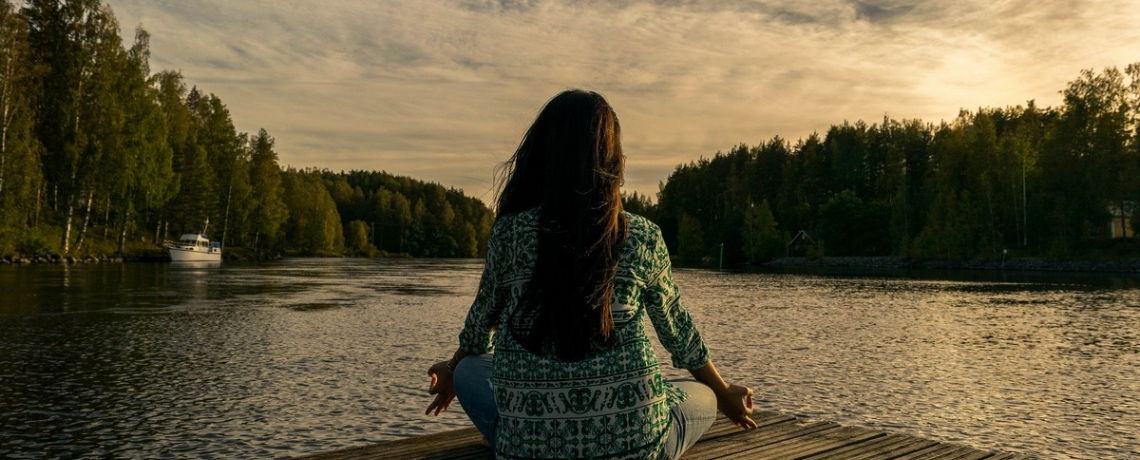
[787, 230, 816, 256]
[1108, 201, 1136, 239]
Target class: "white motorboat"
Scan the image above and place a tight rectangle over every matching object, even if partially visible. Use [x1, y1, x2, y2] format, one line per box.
[166, 233, 222, 262]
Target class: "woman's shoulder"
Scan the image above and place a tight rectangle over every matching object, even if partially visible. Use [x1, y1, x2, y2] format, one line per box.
[622, 212, 664, 249]
[490, 208, 541, 233]
[494, 209, 658, 245]
[623, 211, 660, 233]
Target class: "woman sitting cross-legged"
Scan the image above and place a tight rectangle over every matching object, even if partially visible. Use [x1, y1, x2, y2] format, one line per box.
[426, 89, 756, 460]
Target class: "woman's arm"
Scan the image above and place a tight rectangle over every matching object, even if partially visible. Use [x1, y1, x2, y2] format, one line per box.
[455, 220, 504, 355]
[640, 225, 755, 429]
[426, 221, 504, 416]
[688, 360, 757, 429]
[642, 227, 710, 369]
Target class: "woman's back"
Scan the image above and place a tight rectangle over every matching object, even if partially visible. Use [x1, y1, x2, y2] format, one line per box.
[428, 90, 754, 460]
[458, 208, 710, 460]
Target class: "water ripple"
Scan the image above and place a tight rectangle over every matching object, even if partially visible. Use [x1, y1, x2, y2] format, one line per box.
[0, 260, 1136, 459]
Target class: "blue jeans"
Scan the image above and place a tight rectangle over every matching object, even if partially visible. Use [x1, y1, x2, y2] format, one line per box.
[453, 354, 717, 459]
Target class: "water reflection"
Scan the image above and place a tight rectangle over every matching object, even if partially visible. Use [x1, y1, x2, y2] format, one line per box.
[1, 262, 227, 315]
[0, 261, 1137, 459]
[672, 269, 1140, 460]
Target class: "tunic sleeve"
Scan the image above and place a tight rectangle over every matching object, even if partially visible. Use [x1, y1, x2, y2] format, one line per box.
[457, 220, 503, 354]
[642, 226, 710, 369]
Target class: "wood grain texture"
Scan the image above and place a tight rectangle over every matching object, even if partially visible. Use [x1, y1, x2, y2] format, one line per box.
[295, 411, 1037, 460]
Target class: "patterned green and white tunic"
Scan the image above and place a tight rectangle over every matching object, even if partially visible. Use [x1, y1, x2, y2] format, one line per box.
[458, 209, 710, 460]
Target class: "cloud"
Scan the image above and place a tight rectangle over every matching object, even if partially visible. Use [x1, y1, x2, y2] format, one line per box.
[104, 0, 1140, 203]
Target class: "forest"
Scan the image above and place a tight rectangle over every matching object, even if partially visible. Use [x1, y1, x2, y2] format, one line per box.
[645, 64, 1140, 266]
[0, 0, 494, 259]
[3, 1, 1137, 264]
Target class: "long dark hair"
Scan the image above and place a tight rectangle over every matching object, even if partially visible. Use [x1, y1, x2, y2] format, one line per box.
[496, 89, 628, 361]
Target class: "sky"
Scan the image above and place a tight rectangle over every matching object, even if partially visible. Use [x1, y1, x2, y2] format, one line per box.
[103, 0, 1140, 204]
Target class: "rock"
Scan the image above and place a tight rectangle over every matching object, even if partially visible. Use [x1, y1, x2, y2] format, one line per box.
[18, 258, 31, 264]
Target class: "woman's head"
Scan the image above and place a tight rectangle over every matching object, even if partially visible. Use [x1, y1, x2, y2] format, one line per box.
[497, 89, 624, 218]
[497, 89, 629, 361]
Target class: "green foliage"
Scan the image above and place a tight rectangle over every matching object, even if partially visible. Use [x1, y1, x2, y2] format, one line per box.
[344, 220, 373, 256]
[0, 2, 42, 234]
[677, 212, 705, 264]
[0, 0, 497, 259]
[457, 222, 478, 258]
[3, 0, 1137, 263]
[741, 200, 781, 262]
[318, 169, 493, 258]
[622, 191, 656, 221]
[652, 64, 1140, 264]
[815, 191, 893, 257]
[247, 129, 287, 252]
[16, 232, 53, 255]
[806, 240, 825, 261]
[281, 169, 343, 254]
[818, 191, 863, 256]
[1036, 66, 1135, 252]
[911, 190, 976, 259]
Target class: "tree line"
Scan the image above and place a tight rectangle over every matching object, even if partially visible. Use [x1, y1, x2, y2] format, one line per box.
[644, 64, 1140, 266]
[6, 1, 1136, 264]
[0, 0, 493, 258]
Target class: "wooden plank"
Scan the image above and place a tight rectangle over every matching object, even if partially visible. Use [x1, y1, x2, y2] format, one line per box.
[985, 452, 1038, 460]
[407, 444, 491, 460]
[685, 421, 840, 460]
[726, 425, 884, 460]
[692, 417, 819, 453]
[699, 413, 799, 442]
[296, 413, 1042, 460]
[296, 428, 484, 460]
[869, 444, 982, 460]
[798, 433, 940, 460]
[930, 445, 1001, 460]
[361, 432, 482, 459]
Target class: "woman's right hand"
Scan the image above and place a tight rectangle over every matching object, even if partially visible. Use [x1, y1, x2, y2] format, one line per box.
[715, 383, 756, 429]
[425, 360, 456, 416]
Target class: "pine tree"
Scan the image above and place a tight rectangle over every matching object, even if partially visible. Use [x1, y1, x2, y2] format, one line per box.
[0, 1, 42, 241]
[247, 128, 286, 255]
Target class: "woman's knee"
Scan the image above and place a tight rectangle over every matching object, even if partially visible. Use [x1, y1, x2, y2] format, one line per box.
[670, 380, 717, 416]
[455, 353, 491, 375]
[452, 354, 498, 444]
[454, 354, 493, 396]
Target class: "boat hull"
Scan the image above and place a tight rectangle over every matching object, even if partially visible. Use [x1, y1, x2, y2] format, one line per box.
[168, 247, 222, 262]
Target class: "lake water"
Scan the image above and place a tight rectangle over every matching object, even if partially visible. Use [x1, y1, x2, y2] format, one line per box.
[0, 259, 1137, 459]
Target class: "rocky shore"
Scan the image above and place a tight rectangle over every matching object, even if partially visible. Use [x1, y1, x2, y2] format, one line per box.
[5, 253, 1137, 273]
[765, 256, 1140, 273]
[0, 254, 124, 265]
[0, 248, 279, 264]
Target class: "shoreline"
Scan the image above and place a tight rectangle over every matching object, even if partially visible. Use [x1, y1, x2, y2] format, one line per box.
[0, 254, 124, 264]
[0, 249, 283, 264]
[762, 256, 1140, 274]
[6, 253, 1140, 275]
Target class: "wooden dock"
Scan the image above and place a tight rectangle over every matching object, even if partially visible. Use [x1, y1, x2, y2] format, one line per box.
[296, 411, 1040, 460]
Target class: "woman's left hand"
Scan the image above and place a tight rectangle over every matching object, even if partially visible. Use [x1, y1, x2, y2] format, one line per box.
[715, 383, 757, 430]
[425, 360, 456, 416]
